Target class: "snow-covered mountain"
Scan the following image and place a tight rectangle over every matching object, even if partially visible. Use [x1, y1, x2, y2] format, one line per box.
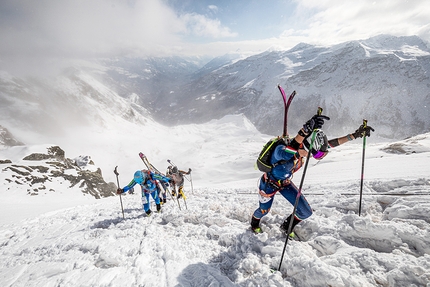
[159, 35, 430, 140]
[1, 34, 429, 144]
[0, 55, 209, 143]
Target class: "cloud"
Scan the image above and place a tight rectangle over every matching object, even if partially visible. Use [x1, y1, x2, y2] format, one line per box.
[0, 1, 191, 75]
[1, 0, 429, 77]
[180, 13, 237, 39]
[0, 0, 241, 75]
[288, 0, 430, 45]
[208, 5, 218, 13]
[0, 1, 177, 58]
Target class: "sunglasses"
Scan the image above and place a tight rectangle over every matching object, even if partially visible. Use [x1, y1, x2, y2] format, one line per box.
[312, 150, 328, 160]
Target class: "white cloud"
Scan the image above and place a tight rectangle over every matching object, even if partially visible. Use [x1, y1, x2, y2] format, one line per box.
[0, 0, 187, 75]
[0, 0, 241, 75]
[1, 0, 429, 75]
[288, 0, 430, 45]
[180, 13, 237, 39]
[208, 5, 218, 13]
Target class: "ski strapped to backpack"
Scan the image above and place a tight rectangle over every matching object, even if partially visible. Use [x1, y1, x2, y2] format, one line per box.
[255, 85, 296, 173]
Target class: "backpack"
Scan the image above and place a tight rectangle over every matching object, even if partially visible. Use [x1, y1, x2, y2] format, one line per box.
[256, 137, 288, 172]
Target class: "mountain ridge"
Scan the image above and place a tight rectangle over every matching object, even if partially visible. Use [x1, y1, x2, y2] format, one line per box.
[0, 34, 429, 141]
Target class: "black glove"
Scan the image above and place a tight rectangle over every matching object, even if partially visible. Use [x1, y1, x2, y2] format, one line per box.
[116, 188, 123, 195]
[352, 125, 375, 138]
[188, 168, 192, 173]
[303, 114, 330, 134]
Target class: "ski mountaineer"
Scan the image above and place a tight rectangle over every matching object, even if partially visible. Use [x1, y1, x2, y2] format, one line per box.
[167, 166, 192, 199]
[117, 170, 172, 216]
[251, 114, 374, 235]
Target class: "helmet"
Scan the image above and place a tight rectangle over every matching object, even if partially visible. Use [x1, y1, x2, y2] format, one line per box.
[172, 166, 178, 173]
[303, 129, 329, 160]
[134, 170, 146, 184]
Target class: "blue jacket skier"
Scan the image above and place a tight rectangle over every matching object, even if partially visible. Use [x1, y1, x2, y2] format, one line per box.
[251, 115, 374, 234]
[117, 170, 171, 216]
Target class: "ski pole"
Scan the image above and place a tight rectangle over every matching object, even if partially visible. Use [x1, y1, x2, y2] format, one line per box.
[278, 107, 322, 272]
[358, 119, 368, 216]
[181, 192, 188, 209]
[183, 174, 194, 194]
[179, 186, 188, 209]
[172, 185, 182, 210]
[189, 173, 194, 195]
[114, 166, 125, 219]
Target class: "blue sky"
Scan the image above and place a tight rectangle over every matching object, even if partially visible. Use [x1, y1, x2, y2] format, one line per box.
[166, 0, 297, 43]
[0, 0, 429, 74]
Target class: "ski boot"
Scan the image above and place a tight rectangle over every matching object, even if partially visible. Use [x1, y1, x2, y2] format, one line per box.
[177, 190, 186, 199]
[280, 214, 301, 239]
[156, 203, 161, 212]
[251, 216, 262, 234]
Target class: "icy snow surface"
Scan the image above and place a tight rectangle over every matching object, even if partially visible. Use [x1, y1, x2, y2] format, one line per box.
[0, 116, 429, 287]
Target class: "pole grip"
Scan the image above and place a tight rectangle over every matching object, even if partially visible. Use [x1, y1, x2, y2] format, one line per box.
[362, 119, 368, 137]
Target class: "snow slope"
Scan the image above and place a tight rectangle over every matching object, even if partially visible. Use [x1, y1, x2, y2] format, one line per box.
[0, 117, 429, 286]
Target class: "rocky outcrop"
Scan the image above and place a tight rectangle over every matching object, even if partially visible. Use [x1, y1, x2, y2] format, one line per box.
[1, 145, 116, 199]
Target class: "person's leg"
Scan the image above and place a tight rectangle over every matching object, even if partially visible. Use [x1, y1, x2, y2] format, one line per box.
[177, 185, 186, 199]
[251, 178, 277, 230]
[278, 182, 313, 232]
[142, 193, 152, 215]
[152, 190, 161, 212]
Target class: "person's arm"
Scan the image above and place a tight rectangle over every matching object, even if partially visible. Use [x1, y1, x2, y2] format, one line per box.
[117, 179, 137, 194]
[328, 134, 354, 147]
[328, 124, 375, 148]
[153, 173, 171, 183]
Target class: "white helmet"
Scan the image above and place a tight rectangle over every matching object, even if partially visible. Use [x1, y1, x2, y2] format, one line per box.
[303, 129, 329, 160]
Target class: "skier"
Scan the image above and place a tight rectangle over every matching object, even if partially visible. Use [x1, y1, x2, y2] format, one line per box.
[251, 114, 374, 234]
[117, 169, 171, 216]
[167, 166, 192, 199]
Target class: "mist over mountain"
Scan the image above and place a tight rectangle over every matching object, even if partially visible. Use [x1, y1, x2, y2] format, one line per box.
[0, 34, 429, 143]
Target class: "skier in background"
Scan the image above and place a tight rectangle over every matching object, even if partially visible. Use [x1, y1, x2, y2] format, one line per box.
[251, 114, 374, 235]
[117, 170, 171, 216]
[167, 166, 192, 199]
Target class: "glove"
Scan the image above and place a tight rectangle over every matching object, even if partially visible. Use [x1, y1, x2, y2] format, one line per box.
[188, 168, 192, 173]
[352, 124, 375, 138]
[116, 188, 123, 195]
[302, 114, 330, 134]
